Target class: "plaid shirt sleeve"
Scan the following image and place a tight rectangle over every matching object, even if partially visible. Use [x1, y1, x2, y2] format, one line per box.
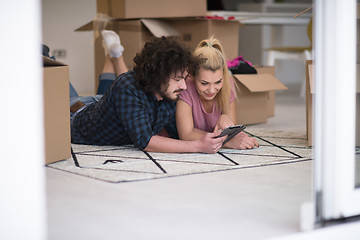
[112, 76, 156, 150]
[165, 106, 179, 139]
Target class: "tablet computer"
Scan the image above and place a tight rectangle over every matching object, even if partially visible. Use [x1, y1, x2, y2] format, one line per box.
[214, 125, 246, 145]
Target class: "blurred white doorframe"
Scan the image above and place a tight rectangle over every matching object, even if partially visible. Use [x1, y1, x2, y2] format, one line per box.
[314, 0, 360, 222]
[0, 0, 46, 239]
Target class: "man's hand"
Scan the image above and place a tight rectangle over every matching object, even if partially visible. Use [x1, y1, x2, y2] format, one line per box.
[195, 131, 227, 154]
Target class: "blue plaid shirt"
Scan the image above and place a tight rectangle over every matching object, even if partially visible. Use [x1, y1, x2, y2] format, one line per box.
[71, 71, 178, 150]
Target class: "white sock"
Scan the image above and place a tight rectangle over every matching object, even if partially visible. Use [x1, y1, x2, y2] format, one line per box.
[101, 30, 124, 58]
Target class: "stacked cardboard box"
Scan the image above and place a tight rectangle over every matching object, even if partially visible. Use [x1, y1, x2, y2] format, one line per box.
[306, 60, 360, 147]
[76, 18, 241, 87]
[305, 60, 313, 146]
[43, 56, 71, 164]
[96, 0, 207, 19]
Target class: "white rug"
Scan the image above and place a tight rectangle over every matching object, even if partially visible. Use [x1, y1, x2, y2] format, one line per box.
[47, 127, 313, 183]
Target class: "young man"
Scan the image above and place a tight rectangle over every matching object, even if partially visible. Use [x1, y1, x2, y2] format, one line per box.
[71, 34, 227, 154]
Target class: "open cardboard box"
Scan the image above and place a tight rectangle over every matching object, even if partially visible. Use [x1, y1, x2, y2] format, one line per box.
[76, 18, 242, 89]
[96, 0, 207, 19]
[233, 66, 288, 125]
[43, 56, 71, 164]
[306, 60, 360, 146]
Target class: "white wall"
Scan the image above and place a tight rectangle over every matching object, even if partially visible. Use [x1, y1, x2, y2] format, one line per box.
[42, 0, 96, 95]
[269, 24, 311, 88]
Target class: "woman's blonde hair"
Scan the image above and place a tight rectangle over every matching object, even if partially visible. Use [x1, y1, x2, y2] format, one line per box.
[193, 36, 232, 114]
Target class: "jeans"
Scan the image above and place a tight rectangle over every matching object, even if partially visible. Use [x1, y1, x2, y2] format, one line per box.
[70, 73, 117, 122]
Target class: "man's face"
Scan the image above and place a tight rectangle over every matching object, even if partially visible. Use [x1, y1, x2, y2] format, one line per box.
[159, 71, 189, 101]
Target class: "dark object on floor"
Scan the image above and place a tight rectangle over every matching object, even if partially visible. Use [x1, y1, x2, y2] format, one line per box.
[42, 44, 50, 57]
[229, 61, 257, 74]
[227, 56, 257, 74]
[42, 44, 55, 60]
[207, 0, 224, 10]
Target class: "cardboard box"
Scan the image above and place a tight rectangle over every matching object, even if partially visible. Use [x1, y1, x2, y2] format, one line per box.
[96, 0, 207, 19]
[76, 18, 241, 89]
[305, 60, 313, 146]
[43, 56, 71, 164]
[255, 66, 276, 117]
[306, 60, 360, 146]
[167, 18, 241, 60]
[233, 66, 288, 125]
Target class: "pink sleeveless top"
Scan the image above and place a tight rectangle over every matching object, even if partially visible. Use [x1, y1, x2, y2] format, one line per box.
[179, 79, 236, 132]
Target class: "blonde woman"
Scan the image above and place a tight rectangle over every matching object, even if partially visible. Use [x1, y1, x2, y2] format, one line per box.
[176, 37, 258, 150]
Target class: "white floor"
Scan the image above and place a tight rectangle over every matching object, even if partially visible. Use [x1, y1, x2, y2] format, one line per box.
[46, 86, 313, 240]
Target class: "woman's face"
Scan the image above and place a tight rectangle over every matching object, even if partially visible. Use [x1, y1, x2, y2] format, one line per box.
[194, 68, 223, 101]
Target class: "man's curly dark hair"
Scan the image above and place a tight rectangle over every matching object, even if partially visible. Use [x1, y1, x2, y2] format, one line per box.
[133, 37, 201, 94]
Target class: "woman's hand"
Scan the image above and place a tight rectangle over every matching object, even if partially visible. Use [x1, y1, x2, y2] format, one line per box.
[215, 114, 234, 132]
[215, 114, 258, 150]
[224, 132, 259, 150]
